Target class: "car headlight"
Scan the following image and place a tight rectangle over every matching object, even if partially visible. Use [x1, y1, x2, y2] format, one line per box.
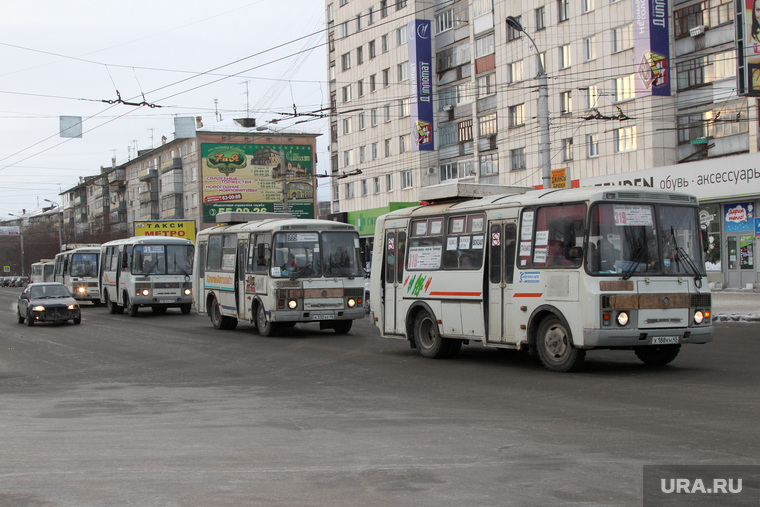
[142, 289, 150, 296]
[347, 298, 356, 308]
[616, 311, 629, 326]
[694, 310, 704, 324]
[288, 299, 298, 309]
[32, 305, 45, 311]
[67, 304, 78, 310]
[184, 288, 192, 296]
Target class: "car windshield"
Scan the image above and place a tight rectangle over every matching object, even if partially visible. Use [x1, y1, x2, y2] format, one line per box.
[586, 203, 705, 276]
[29, 285, 71, 299]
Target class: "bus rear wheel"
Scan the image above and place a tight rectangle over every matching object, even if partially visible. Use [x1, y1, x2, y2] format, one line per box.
[105, 292, 118, 314]
[413, 311, 461, 359]
[536, 316, 585, 372]
[209, 296, 237, 330]
[634, 345, 681, 366]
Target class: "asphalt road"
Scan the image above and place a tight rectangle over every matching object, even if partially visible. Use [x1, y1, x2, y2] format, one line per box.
[0, 288, 758, 506]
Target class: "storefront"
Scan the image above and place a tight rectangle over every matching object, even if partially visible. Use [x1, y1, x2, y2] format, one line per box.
[578, 152, 760, 289]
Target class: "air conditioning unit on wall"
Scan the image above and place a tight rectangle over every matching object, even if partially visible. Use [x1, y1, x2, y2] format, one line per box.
[689, 25, 706, 37]
[427, 167, 437, 175]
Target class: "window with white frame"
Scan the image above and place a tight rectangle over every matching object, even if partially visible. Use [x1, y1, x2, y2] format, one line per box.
[440, 163, 458, 181]
[385, 139, 392, 157]
[401, 170, 413, 188]
[343, 149, 353, 167]
[382, 34, 389, 52]
[399, 134, 409, 154]
[458, 160, 475, 177]
[369, 40, 376, 58]
[345, 181, 355, 199]
[560, 44, 571, 69]
[583, 35, 597, 61]
[584, 85, 599, 109]
[535, 6, 546, 30]
[473, 0, 493, 17]
[582, 0, 594, 14]
[380, 0, 387, 17]
[615, 74, 635, 102]
[327, 3, 334, 22]
[340, 21, 349, 38]
[372, 142, 378, 160]
[561, 138, 573, 161]
[477, 73, 496, 97]
[341, 52, 351, 71]
[475, 33, 495, 58]
[396, 27, 406, 47]
[397, 61, 408, 82]
[439, 123, 457, 147]
[359, 113, 366, 130]
[343, 118, 351, 134]
[368, 6, 374, 24]
[510, 148, 526, 171]
[612, 24, 633, 53]
[357, 46, 363, 64]
[370, 74, 376, 92]
[384, 104, 391, 122]
[614, 126, 637, 152]
[399, 98, 410, 117]
[479, 113, 497, 136]
[713, 50, 736, 80]
[436, 9, 454, 34]
[386, 173, 393, 191]
[507, 15, 522, 41]
[382, 68, 390, 87]
[342, 85, 351, 102]
[359, 146, 366, 163]
[371, 108, 378, 126]
[361, 179, 368, 196]
[459, 119, 473, 141]
[508, 60, 524, 83]
[358, 79, 364, 97]
[373, 177, 380, 194]
[560, 91, 572, 115]
[558, 0, 569, 22]
[587, 133, 599, 157]
[508, 104, 525, 127]
[480, 153, 499, 175]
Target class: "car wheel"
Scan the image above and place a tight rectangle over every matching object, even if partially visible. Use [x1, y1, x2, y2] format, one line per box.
[25, 309, 34, 326]
[17, 309, 24, 324]
[73, 314, 81, 325]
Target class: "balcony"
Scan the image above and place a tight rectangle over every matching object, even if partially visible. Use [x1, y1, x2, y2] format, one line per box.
[139, 189, 158, 204]
[108, 169, 126, 189]
[138, 168, 158, 181]
[160, 157, 182, 174]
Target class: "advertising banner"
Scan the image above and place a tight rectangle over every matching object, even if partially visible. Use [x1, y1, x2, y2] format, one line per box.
[407, 19, 434, 151]
[201, 143, 314, 222]
[740, 0, 760, 95]
[0, 226, 20, 236]
[134, 220, 197, 241]
[633, 0, 670, 97]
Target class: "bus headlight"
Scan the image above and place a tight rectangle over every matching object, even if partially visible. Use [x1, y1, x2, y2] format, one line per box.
[32, 305, 45, 311]
[694, 311, 704, 324]
[616, 311, 629, 326]
[184, 288, 192, 296]
[141, 289, 150, 296]
[77, 287, 86, 294]
[347, 298, 356, 308]
[288, 299, 298, 309]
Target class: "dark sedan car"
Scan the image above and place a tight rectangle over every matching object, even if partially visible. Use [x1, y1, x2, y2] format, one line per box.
[17, 283, 81, 326]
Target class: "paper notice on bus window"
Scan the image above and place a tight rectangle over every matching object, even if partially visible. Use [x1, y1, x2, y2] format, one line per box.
[407, 246, 442, 269]
[144, 246, 163, 254]
[459, 236, 470, 249]
[447, 237, 458, 250]
[521, 225, 532, 240]
[430, 220, 442, 235]
[354, 238, 360, 248]
[613, 205, 653, 226]
[535, 230, 549, 246]
[415, 221, 428, 236]
[533, 247, 547, 264]
[522, 210, 534, 227]
[288, 233, 318, 242]
[472, 235, 484, 249]
[470, 217, 484, 233]
[450, 217, 465, 234]
[271, 267, 281, 276]
[519, 241, 532, 257]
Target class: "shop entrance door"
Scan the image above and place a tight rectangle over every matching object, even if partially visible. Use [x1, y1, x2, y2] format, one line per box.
[726, 235, 755, 288]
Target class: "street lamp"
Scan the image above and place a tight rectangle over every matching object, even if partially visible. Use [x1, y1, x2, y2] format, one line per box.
[506, 16, 551, 190]
[8, 213, 25, 276]
[43, 199, 63, 251]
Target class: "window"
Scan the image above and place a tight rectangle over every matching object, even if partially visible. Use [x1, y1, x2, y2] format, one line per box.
[508, 104, 525, 127]
[614, 126, 637, 152]
[584, 85, 599, 109]
[356, 46, 363, 64]
[458, 160, 475, 177]
[677, 51, 736, 90]
[345, 182, 355, 199]
[373, 177, 380, 194]
[397, 61, 408, 82]
[343, 149, 353, 167]
[527, 204, 587, 268]
[612, 24, 633, 53]
[372, 142, 378, 160]
[507, 15, 522, 41]
[382, 68, 390, 87]
[340, 21, 349, 38]
[480, 153, 499, 175]
[339, 0, 347, 5]
[382, 34, 389, 53]
[358, 113, 366, 130]
[371, 108, 378, 126]
[475, 33, 495, 58]
[399, 135, 409, 154]
[386, 173, 393, 191]
[535, 6, 546, 30]
[396, 0, 407, 9]
[401, 170, 413, 188]
[361, 179, 368, 196]
[440, 163, 458, 181]
[711, 103, 749, 138]
[479, 113, 497, 137]
[384, 104, 391, 122]
[396, 27, 406, 47]
[587, 133, 599, 157]
[368, 7, 374, 25]
[477, 73, 496, 97]
[356, 13, 362, 32]
[582, 0, 594, 13]
[436, 9, 454, 34]
[677, 112, 709, 144]
[343, 118, 351, 135]
[713, 50, 735, 80]
[508, 60, 523, 83]
[583, 35, 597, 61]
[368, 40, 376, 58]
[341, 52, 351, 71]
[327, 3, 334, 23]
[385, 139, 392, 157]
[370, 74, 376, 92]
[358, 79, 364, 97]
[615, 74, 635, 102]
[380, 0, 387, 17]
[674, 1, 734, 39]
[359, 146, 366, 163]
[510, 148, 526, 171]
[560, 91, 572, 115]
[560, 44, 571, 69]
[561, 138, 573, 161]
[439, 123, 457, 147]
[407, 218, 444, 271]
[458, 119, 473, 141]
[474, 0, 493, 16]
[558, 0, 569, 22]
[441, 214, 486, 270]
[342, 85, 352, 102]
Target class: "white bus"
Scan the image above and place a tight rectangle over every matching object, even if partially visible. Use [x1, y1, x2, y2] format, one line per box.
[30, 259, 55, 283]
[370, 184, 713, 372]
[193, 212, 365, 335]
[99, 236, 194, 316]
[54, 246, 101, 304]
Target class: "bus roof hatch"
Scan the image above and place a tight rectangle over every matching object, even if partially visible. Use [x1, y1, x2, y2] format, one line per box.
[216, 211, 293, 224]
[419, 182, 532, 204]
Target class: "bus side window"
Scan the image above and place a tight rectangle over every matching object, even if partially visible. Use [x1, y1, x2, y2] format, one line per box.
[385, 232, 395, 283]
[489, 224, 502, 284]
[504, 224, 517, 283]
[397, 232, 406, 283]
[252, 233, 271, 273]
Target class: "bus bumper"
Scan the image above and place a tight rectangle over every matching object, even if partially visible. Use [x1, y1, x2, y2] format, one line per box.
[581, 326, 713, 348]
[133, 295, 193, 306]
[271, 308, 366, 323]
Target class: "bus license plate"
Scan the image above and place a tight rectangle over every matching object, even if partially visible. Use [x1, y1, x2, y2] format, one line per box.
[158, 299, 174, 304]
[312, 315, 335, 320]
[651, 336, 679, 345]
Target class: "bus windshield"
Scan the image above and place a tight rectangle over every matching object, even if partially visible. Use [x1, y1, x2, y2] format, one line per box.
[272, 231, 362, 278]
[322, 231, 363, 277]
[133, 244, 194, 275]
[70, 253, 98, 277]
[587, 203, 704, 276]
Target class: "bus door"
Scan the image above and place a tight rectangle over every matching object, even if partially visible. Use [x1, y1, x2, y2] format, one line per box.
[236, 238, 248, 319]
[383, 228, 406, 335]
[487, 221, 517, 344]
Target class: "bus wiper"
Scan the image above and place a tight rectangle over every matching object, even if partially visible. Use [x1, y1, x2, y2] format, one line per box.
[622, 245, 646, 280]
[290, 262, 313, 280]
[671, 227, 703, 288]
[329, 260, 354, 279]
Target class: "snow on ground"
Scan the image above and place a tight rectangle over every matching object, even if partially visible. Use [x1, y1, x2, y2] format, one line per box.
[711, 290, 760, 322]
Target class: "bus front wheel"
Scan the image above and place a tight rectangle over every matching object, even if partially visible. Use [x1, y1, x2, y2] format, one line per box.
[125, 294, 139, 317]
[634, 345, 681, 366]
[333, 320, 352, 334]
[536, 316, 585, 372]
[256, 305, 278, 337]
[413, 311, 461, 359]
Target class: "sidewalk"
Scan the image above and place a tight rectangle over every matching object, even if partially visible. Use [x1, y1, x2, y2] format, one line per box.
[711, 289, 760, 322]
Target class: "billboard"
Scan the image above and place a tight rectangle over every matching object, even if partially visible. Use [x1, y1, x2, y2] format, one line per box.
[738, 0, 760, 95]
[134, 220, 196, 241]
[201, 143, 314, 223]
[408, 19, 434, 151]
[633, 0, 670, 96]
[0, 226, 20, 236]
